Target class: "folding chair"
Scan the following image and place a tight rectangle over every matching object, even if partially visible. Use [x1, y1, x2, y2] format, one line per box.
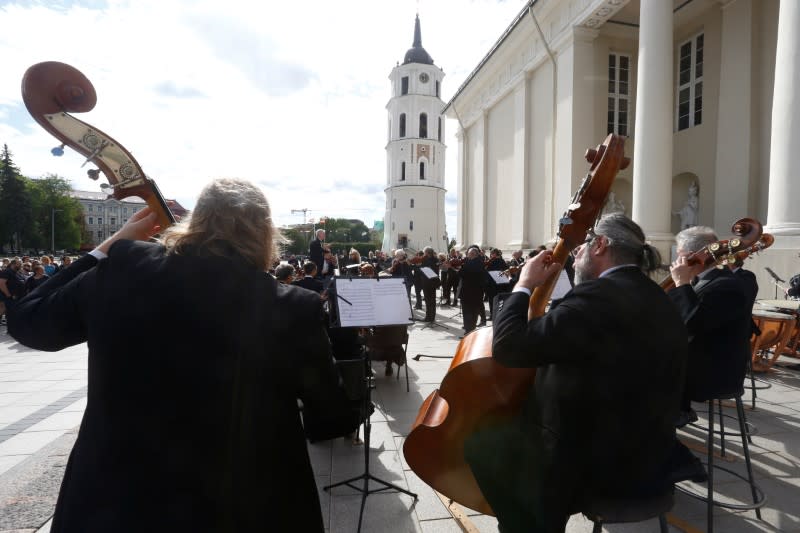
[366, 325, 410, 392]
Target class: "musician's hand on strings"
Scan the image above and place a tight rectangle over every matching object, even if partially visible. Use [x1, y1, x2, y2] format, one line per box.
[516, 250, 561, 292]
[95, 207, 161, 255]
[670, 254, 703, 287]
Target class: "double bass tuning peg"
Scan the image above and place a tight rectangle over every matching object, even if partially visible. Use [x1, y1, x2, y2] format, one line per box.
[51, 144, 65, 156]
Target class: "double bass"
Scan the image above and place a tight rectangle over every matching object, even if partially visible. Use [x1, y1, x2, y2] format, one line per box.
[403, 134, 629, 515]
[22, 62, 175, 231]
[659, 218, 773, 291]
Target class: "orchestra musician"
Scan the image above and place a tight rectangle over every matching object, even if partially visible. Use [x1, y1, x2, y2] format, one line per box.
[390, 249, 414, 299]
[464, 214, 688, 533]
[7, 178, 359, 532]
[445, 248, 463, 307]
[420, 247, 440, 322]
[485, 248, 509, 320]
[309, 228, 326, 275]
[669, 226, 753, 432]
[458, 246, 487, 334]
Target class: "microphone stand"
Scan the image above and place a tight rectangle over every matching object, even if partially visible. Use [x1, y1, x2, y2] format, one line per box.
[765, 267, 785, 299]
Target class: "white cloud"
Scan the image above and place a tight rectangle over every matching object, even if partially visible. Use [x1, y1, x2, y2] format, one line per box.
[0, 0, 525, 240]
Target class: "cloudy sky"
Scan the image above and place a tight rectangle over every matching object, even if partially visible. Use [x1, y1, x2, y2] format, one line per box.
[0, 0, 523, 239]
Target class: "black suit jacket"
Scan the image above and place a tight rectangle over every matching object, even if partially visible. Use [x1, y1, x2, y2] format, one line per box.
[8, 241, 357, 532]
[669, 267, 752, 400]
[465, 267, 687, 530]
[309, 238, 324, 273]
[293, 276, 324, 293]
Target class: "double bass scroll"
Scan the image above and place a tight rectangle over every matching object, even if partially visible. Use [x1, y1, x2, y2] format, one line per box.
[22, 61, 175, 231]
[402, 133, 629, 515]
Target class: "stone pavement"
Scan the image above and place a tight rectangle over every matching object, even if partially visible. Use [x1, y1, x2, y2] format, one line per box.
[3, 300, 800, 532]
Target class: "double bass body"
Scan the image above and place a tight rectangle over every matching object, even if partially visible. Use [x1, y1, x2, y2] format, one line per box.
[403, 134, 630, 515]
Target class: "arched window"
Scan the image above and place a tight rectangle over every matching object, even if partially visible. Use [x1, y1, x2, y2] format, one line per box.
[435, 81, 440, 97]
[419, 161, 425, 180]
[393, 199, 396, 208]
[399, 114, 406, 138]
[409, 221, 414, 231]
[410, 199, 414, 208]
[419, 113, 427, 138]
[401, 76, 409, 95]
[438, 117, 442, 142]
[401, 162, 406, 181]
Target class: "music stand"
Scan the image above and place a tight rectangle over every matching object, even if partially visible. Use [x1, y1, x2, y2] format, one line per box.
[324, 277, 418, 533]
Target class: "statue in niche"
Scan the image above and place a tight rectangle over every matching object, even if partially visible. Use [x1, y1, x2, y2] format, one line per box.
[674, 181, 699, 230]
[602, 191, 626, 216]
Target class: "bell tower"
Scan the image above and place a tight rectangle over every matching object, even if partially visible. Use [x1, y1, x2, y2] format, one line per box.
[382, 14, 447, 253]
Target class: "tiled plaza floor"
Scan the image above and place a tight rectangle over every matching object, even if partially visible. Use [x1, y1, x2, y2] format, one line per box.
[2, 299, 800, 532]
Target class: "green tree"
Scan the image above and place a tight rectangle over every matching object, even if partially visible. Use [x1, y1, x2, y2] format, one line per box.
[0, 144, 33, 251]
[27, 174, 85, 252]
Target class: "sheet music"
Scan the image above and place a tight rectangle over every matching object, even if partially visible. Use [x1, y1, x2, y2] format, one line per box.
[487, 270, 510, 285]
[551, 270, 573, 300]
[333, 277, 413, 327]
[420, 266, 438, 279]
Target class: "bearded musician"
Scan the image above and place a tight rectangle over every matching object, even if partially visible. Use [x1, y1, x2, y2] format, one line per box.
[465, 214, 688, 533]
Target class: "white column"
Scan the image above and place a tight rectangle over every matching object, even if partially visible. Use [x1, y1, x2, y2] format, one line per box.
[632, 0, 673, 247]
[554, 27, 598, 234]
[455, 128, 468, 249]
[509, 75, 531, 250]
[714, 0, 752, 230]
[766, 0, 800, 235]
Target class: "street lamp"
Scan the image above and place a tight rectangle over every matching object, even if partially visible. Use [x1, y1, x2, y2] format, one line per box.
[51, 208, 63, 253]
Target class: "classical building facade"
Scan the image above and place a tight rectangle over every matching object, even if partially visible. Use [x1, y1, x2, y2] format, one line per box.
[71, 191, 188, 247]
[446, 0, 799, 299]
[382, 15, 448, 253]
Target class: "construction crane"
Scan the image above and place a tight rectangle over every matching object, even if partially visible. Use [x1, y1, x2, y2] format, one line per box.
[291, 208, 310, 225]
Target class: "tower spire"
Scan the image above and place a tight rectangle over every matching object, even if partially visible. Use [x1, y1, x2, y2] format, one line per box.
[413, 14, 422, 48]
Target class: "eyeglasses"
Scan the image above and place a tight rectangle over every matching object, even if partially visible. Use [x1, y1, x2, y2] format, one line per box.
[571, 230, 598, 257]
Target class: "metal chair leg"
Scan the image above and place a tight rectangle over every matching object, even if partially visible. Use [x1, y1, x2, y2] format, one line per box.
[736, 396, 763, 520]
[707, 399, 715, 533]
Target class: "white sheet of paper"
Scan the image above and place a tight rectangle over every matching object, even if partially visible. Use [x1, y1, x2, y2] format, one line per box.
[333, 277, 413, 327]
[551, 270, 573, 300]
[487, 270, 511, 285]
[420, 266, 438, 279]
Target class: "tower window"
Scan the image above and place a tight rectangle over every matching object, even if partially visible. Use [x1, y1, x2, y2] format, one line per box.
[392, 222, 396, 230]
[410, 199, 414, 208]
[393, 199, 396, 208]
[401, 76, 409, 95]
[419, 113, 428, 138]
[401, 162, 406, 181]
[438, 117, 442, 142]
[399, 114, 406, 138]
[419, 162, 425, 180]
[435, 81, 440, 97]
[410, 221, 414, 231]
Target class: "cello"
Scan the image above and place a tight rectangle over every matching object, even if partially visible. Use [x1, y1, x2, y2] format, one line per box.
[21, 61, 175, 231]
[403, 133, 629, 515]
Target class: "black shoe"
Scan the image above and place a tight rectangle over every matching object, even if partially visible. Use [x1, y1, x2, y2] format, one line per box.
[415, 305, 423, 310]
[477, 320, 486, 327]
[675, 408, 698, 428]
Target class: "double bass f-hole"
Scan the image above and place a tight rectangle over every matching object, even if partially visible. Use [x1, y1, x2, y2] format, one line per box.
[21, 61, 175, 232]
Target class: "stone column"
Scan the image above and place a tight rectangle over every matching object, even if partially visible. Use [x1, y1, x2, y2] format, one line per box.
[766, 0, 800, 235]
[714, 0, 753, 230]
[455, 128, 468, 249]
[632, 0, 673, 250]
[508, 75, 531, 250]
[554, 27, 598, 234]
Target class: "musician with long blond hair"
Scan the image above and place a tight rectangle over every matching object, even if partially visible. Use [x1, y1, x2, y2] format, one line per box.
[8, 178, 358, 532]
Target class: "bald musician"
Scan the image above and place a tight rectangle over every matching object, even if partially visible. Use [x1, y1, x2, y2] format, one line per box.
[464, 214, 688, 533]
